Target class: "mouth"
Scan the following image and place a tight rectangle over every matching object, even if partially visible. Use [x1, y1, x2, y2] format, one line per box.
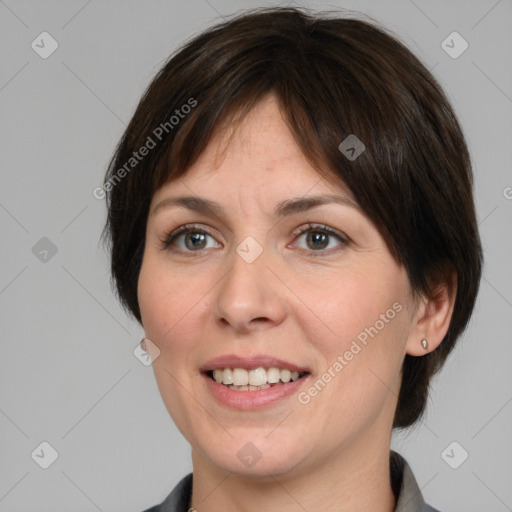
[199, 354, 312, 408]
[203, 367, 310, 391]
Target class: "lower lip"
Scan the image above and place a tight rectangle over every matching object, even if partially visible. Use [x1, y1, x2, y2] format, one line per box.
[202, 373, 310, 410]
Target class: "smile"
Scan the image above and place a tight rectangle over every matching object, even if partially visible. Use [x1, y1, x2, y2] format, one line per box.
[207, 367, 308, 390]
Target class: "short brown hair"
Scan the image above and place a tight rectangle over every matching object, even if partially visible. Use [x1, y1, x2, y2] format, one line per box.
[100, 6, 483, 429]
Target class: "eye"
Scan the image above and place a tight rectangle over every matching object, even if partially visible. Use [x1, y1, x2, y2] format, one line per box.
[160, 222, 349, 257]
[291, 223, 349, 256]
[160, 224, 221, 253]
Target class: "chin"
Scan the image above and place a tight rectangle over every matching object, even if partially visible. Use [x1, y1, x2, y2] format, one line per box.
[222, 457, 302, 480]
[203, 439, 306, 479]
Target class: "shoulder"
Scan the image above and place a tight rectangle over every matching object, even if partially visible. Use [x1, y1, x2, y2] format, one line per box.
[141, 456, 444, 512]
[139, 473, 193, 512]
[391, 450, 443, 512]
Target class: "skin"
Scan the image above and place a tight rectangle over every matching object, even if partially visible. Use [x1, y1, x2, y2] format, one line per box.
[137, 93, 456, 512]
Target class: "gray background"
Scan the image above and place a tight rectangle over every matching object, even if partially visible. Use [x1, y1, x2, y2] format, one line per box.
[0, 0, 511, 510]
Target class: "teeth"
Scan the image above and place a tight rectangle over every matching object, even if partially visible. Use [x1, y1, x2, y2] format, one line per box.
[249, 367, 267, 386]
[233, 383, 271, 391]
[222, 368, 233, 385]
[266, 367, 280, 383]
[280, 369, 291, 383]
[210, 367, 305, 387]
[233, 368, 249, 386]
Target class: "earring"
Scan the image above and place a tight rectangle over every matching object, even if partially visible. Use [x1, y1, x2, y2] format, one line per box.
[421, 339, 428, 350]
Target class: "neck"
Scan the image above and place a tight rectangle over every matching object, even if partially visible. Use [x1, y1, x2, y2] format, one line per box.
[189, 428, 397, 512]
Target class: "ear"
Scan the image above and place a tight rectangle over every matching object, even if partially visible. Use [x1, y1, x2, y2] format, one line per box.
[405, 270, 457, 356]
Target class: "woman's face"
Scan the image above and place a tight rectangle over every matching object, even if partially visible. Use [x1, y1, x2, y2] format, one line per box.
[138, 94, 421, 478]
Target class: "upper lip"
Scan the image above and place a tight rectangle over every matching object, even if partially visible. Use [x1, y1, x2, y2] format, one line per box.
[200, 354, 310, 373]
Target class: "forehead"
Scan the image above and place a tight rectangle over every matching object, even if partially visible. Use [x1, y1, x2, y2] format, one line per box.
[191, 95, 308, 177]
[153, 94, 355, 205]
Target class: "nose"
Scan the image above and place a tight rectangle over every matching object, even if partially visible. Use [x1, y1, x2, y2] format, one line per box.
[212, 242, 287, 333]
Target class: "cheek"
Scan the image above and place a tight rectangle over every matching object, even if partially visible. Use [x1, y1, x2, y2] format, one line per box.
[137, 257, 210, 347]
[137, 258, 210, 438]
[290, 266, 409, 409]
[290, 264, 407, 350]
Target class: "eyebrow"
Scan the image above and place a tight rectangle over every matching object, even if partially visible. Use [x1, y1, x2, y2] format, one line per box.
[151, 193, 360, 219]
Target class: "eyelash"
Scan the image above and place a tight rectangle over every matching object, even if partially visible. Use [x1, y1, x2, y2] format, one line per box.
[160, 222, 349, 257]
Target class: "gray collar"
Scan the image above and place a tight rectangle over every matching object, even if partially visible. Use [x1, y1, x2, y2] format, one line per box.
[153, 450, 440, 512]
[391, 450, 440, 512]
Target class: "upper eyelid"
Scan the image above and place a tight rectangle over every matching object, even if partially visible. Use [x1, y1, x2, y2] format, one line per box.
[291, 224, 350, 248]
[163, 222, 349, 248]
[292, 222, 347, 238]
[166, 222, 344, 238]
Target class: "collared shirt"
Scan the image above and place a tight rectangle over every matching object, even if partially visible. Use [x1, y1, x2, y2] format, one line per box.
[142, 450, 441, 512]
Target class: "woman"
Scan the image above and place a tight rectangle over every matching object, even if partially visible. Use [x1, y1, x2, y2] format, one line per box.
[100, 6, 482, 512]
